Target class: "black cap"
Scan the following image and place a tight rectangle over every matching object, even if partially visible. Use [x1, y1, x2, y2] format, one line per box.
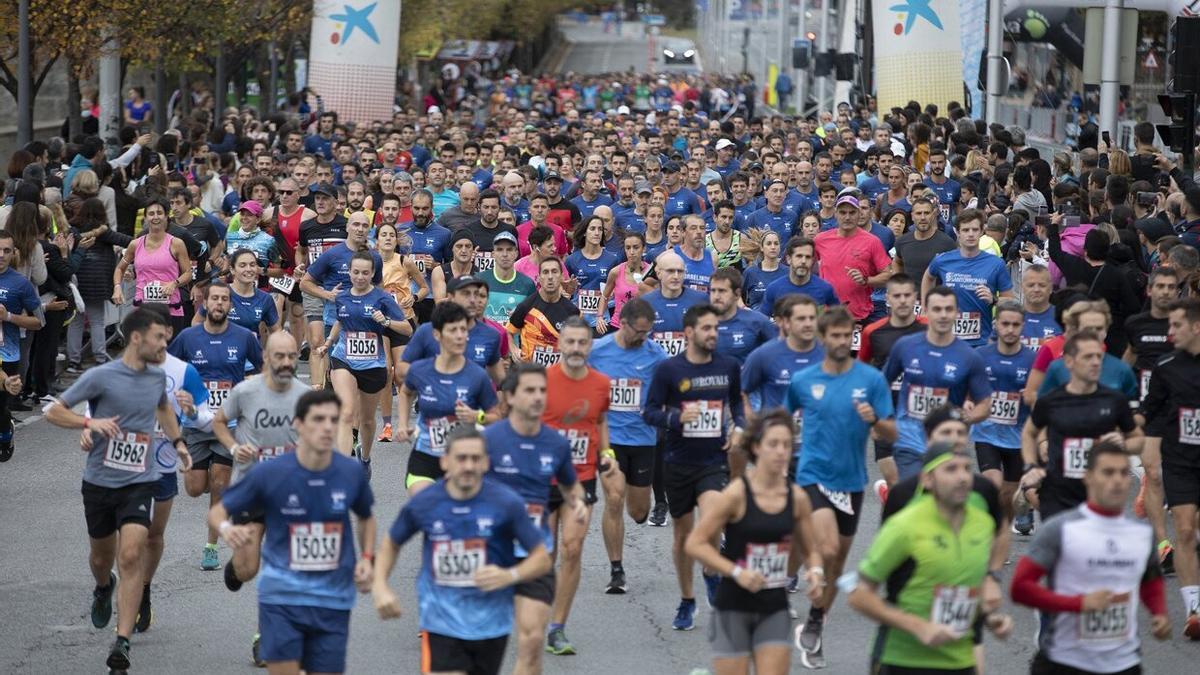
[449, 229, 475, 247]
[543, 171, 564, 182]
[447, 275, 487, 293]
[311, 182, 337, 198]
[662, 161, 681, 173]
[922, 406, 967, 437]
[1134, 217, 1174, 243]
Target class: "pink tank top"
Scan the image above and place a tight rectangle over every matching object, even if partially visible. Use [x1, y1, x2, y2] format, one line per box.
[609, 260, 648, 327]
[134, 234, 183, 316]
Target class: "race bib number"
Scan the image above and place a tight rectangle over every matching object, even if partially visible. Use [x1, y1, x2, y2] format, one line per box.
[514, 503, 545, 558]
[744, 541, 791, 589]
[931, 585, 978, 634]
[1140, 370, 1151, 401]
[559, 428, 590, 465]
[988, 391, 1021, 426]
[432, 538, 486, 587]
[143, 282, 169, 303]
[682, 400, 723, 438]
[474, 251, 495, 271]
[307, 243, 327, 265]
[906, 386, 948, 420]
[791, 409, 805, 440]
[206, 380, 233, 409]
[413, 254, 433, 276]
[939, 203, 952, 222]
[104, 432, 150, 473]
[817, 484, 854, 515]
[954, 312, 981, 340]
[269, 275, 296, 295]
[1180, 408, 1200, 446]
[1079, 592, 1132, 641]
[653, 331, 686, 356]
[427, 416, 459, 454]
[609, 378, 642, 412]
[531, 345, 561, 366]
[258, 445, 292, 461]
[344, 331, 379, 360]
[576, 289, 602, 315]
[1062, 437, 1094, 479]
[851, 326, 862, 352]
[288, 522, 343, 572]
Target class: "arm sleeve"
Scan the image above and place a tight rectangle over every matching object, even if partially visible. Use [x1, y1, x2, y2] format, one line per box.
[1029, 397, 1049, 429]
[388, 501, 420, 546]
[1115, 392, 1137, 433]
[262, 298, 280, 328]
[1010, 557, 1084, 613]
[1141, 544, 1167, 615]
[882, 347, 902, 383]
[220, 468, 261, 515]
[1142, 366, 1169, 436]
[642, 362, 677, 430]
[58, 369, 100, 408]
[857, 323, 876, 364]
[1033, 344, 1054, 373]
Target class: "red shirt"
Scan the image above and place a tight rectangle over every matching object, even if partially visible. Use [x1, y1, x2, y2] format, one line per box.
[813, 227, 892, 320]
[542, 364, 611, 481]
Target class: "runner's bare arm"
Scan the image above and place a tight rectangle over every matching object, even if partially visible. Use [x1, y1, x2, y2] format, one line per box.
[372, 534, 404, 619]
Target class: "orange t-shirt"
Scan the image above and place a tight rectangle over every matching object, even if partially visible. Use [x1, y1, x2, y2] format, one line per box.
[542, 364, 611, 481]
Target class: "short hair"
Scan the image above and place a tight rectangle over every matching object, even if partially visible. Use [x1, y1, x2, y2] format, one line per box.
[432, 300, 470, 331]
[539, 255, 563, 272]
[619, 297, 656, 325]
[683, 303, 719, 330]
[1169, 297, 1200, 324]
[479, 189, 501, 204]
[120, 307, 170, 340]
[1063, 329, 1105, 357]
[924, 285, 958, 306]
[785, 236, 815, 258]
[1169, 244, 1200, 270]
[816, 305, 855, 336]
[994, 299, 1024, 321]
[886, 273, 917, 293]
[1085, 439, 1128, 471]
[295, 389, 341, 420]
[560, 315, 592, 335]
[957, 208, 985, 229]
[500, 362, 547, 394]
[710, 267, 743, 293]
[1149, 266, 1180, 286]
[444, 425, 485, 456]
[774, 293, 818, 319]
[206, 280, 231, 300]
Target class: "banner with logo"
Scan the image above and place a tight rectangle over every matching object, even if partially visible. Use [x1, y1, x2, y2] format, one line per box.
[308, 0, 400, 124]
[872, 0, 964, 114]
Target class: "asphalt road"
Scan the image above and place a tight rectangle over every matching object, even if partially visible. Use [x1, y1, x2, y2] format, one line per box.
[559, 19, 698, 76]
[2, 359, 1198, 674]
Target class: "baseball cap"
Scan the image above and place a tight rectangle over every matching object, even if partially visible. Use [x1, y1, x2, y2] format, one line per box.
[662, 161, 681, 174]
[238, 201, 263, 216]
[543, 171, 564, 182]
[310, 182, 337, 198]
[714, 138, 736, 151]
[1134, 217, 1174, 243]
[492, 231, 518, 247]
[617, 105, 631, 115]
[835, 194, 860, 209]
[447, 275, 487, 293]
[634, 181, 653, 195]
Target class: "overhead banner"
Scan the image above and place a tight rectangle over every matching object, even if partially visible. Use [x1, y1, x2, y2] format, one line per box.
[308, 0, 400, 124]
[872, 0, 964, 114]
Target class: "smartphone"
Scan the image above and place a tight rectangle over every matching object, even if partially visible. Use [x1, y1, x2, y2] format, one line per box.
[146, 153, 159, 169]
[165, 153, 179, 171]
[1137, 191, 1158, 206]
[1034, 214, 1051, 227]
[1102, 130, 1112, 146]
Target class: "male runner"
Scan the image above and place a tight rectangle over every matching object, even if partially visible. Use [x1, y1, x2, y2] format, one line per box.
[921, 209, 1013, 347]
[1019, 264, 1062, 349]
[644, 303, 746, 630]
[758, 236, 838, 317]
[507, 257, 580, 366]
[373, 428, 552, 675]
[296, 183, 348, 388]
[787, 306, 896, 670]
[168, 282, 263, 570]
[484, 363, 586, 675]
[645, 250, 709, 359]
[0, 228, 42, 460]
[402, 276, 505, 382]
[883, 287, 992, 480]
[742, 294, 825, 417]
[211, 390, 375, 675]
[46, 308, 193, 671]
[1011, 442, 1171, 671]
[709, 267, 776, 365]
[589, 299, 668, 592]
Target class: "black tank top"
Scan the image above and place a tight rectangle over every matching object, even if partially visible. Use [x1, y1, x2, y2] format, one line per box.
[714, 476, 794, 612]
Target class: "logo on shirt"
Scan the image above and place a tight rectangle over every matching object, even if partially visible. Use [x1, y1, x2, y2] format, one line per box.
[944, 363, 957, 377]
[455, 387, 469, 401]
[810, 384, 825, 400]
[477, 516, 494, 536]
[432, 520, 445, 534]
[474, 344, 486, 359]
[539, 454, 554, 474]
[678, 379, 691, 393]
[227, 346, 240, 362]
[287, 494, 300, 508]
[852, 388, 867, 399]
[331, 490, 346, 512]
[193, 349, 207, 365]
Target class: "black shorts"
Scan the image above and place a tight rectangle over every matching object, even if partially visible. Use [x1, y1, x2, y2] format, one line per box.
[874, 437, 894, 461]
[81, 480, 156, 539]
[1162, 459, 1200, 508]
[384, 319, 416, 347]
[877, 665, 975, 675]
[514, 570, 556, 605]
[613, 444, 655, 488]
[232, 507, 266, 525]
[422, 632, 507, 675]
[549, 479, 598, 512]
[191, 453, 234, 471]
[975, 442, 1023, 483]
[664, 462, 729, 520]
[329, 358, 388, 394]
[406, 450, 444, 485]
[1030, 651, 1140, 675]
[269, 282, 304, 304]
[802, 484, 865, 537]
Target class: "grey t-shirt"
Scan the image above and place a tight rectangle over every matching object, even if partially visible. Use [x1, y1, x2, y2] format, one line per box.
[60, 360, 168, 488]
[895, 230, 957, 284]
[223, 375, 308, 481]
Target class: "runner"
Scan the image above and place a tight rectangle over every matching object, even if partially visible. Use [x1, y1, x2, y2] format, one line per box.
[478, 231, 536, 326]
[787, 305, 896, 669]
[596, 230, 656, 335]
[742, 231, 786, 313]
[675, 215, 717, 293]
[542, 317, 616, 655]
[685, 409, 824, 675]
[402, 276, 505, 382]
[484, 363, 586, 675]
[210, 389, 376, 675]
[373, 427, 553, 675]
[882, 286, 992, 480]
[644, 303, 745, 630]
[921, 208, 1013, 347]
[431, 230, 481, 301]
[209, 331, 308, 666]
[212, 248, 280, 341]
[1019, 264, 1062, 349]
[112, 197, 193, 335]
[1011, 441, 1171, 671]
[644, 250, 709, 357]
[708, 267, 776, 366]
[759, 236, 838, 317]
[812, 194, 893, 322]
[265, 177, 311, 351]
[848, 442, 1013, 674]
[970, 300, 1035, 520]
[1020, 330, 1142, 520]
[399, 301, 501, 494]
[296, 183, 348, 389]
[507, 256, 581, 366]
[742, 294, 825, 418]
[565, 215, 620, 329]
[589, 298, 668, 592]
[1142, 296, 1200, 637]
[45, 308, 193, 672]
[375, 220, 427, 441]
[0, 228, 42, 461]
[857, 274, 926, 499]
[168, 282, 263, 570]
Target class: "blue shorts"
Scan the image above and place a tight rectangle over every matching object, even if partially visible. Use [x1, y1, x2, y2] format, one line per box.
[259, 603, 350, 672]
[153, 471, 178, 502]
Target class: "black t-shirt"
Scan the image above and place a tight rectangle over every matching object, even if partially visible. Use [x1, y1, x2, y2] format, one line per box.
[882, 474, 1002, 526]
[895, 230, 956, 283]
[1143, 348, 1200, 468]
[298, 214, 348, 267]
[1124, 311, 1171, 373]
[177, 215, 222, 284]
[1031, 385, 1136, 501]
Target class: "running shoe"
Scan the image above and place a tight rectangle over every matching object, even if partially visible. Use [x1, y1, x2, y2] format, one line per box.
[106, 636, 131, 671]
[1185, 612, 1200, 641]
[66, 361, 82, 374]
[799, 641, 826, 669]
[91, 572, 116, 628]
[224, 559, 243, 592]
[1134, 480, 1148, 519]
[133, 585, 152, 633]
[201, 544, 220, 571]
[873, 479, 889, 505]
[1011, 511, 1034, 536]
[672, 599, 696, 631]
[1159, 541, 1175, 576]
[703, 572, 721, 608]
[252, 633, 266, 667]
[545, 627, 577, 655]
[376, 423, 393, 443]
[299, 342, 310, 362]
[787, 575, 800, 594]
[796, 614, 823, 654]
[648, 502, 669, 527]
[0, 428, 12, 462]
[606, 569, 627, 594]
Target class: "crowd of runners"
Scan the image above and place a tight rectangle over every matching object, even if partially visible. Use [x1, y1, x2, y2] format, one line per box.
[6, 63, 1200, 674]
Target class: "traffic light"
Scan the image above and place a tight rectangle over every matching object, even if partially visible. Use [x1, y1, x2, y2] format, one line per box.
[1157, 92, 1195, 158]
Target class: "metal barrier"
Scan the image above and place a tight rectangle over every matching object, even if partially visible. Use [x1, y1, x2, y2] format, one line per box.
[995, 101, 1069, 144]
